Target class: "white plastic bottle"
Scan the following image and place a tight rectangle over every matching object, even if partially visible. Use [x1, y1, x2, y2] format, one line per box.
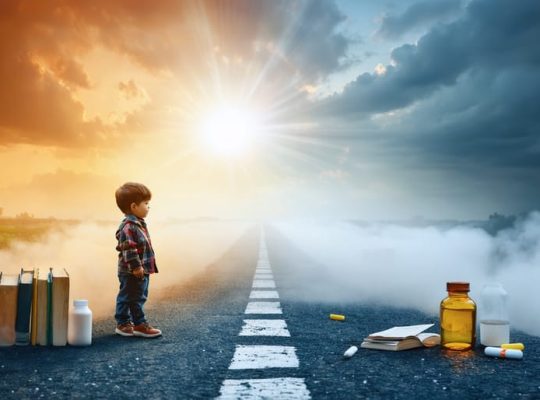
[68, 299, 93, 346]
[480, 283, 509, 346]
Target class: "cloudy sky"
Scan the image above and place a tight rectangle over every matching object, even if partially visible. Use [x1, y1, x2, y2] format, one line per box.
[0, 0, 539, 220]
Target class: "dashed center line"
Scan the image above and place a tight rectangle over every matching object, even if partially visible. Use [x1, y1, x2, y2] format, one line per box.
[253, 273, 274, 280]
[245, 301, 282, 314]
[219, 378, 310, 400]
[249, 290, 280, 299]
[240, 319, 291, 337]
[217, 228, 311, 399]
[252, 280, 276, 289]
[229, 345, 299, 369]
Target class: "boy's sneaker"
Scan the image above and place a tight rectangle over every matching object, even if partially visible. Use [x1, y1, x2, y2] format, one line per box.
[115, 321, 134, 337]
[133, 322, 162, 338]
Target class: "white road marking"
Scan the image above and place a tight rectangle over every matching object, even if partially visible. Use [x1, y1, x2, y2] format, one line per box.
[229, 345, 299, 369]
[249, 290, 279, 299]
[218, 228, 312, 399]
[245, 301, 282, 314]
[254, 273, 274, 280]
[218, 378, 311, 399]
[252, 280, 276, 289]
[240, 319, 290, 337]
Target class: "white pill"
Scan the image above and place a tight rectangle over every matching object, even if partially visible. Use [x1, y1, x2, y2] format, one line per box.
[344, 345, 358, 358]
[484, 347, 523, 360]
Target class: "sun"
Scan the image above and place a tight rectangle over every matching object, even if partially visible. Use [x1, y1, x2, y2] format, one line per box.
[199, 105, 262, 157]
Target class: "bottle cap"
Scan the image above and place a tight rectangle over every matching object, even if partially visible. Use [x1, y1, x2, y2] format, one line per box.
[74, 299, 88, 307]
[447, 282, 470, 292]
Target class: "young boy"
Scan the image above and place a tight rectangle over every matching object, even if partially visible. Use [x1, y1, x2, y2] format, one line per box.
[114, 182, 162, 338]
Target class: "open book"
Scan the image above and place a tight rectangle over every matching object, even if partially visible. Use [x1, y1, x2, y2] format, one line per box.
[361, 324, 440, 351]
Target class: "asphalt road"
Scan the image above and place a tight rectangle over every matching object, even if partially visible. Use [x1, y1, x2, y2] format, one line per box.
[1, 225, 539, 399]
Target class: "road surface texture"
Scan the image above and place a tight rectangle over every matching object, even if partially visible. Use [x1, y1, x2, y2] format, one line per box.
[1, 225, 539, 399]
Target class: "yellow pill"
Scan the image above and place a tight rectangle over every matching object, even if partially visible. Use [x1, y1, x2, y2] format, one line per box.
[330, 314, 345, 321]
[501, 343, 525, 350]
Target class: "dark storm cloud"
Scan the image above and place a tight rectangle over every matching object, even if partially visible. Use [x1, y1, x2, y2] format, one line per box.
[398, 67, 540, 169]
[376, 0, 463, 40]
[315, 0, 540, 214]
[379, 0, 540, 171]
[283, 0, 348, 79]
[323, 0, 540, 116]
[203, 0, 349, 81]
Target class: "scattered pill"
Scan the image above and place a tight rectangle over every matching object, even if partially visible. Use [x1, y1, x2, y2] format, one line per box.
[501, 343, 525, 350]
[330, 314, 345, 321]
[343, 346, 358, 358]
[485, 346, 523, 360]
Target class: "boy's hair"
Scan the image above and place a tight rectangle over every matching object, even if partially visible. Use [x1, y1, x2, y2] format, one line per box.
[115, 182, 152, 214]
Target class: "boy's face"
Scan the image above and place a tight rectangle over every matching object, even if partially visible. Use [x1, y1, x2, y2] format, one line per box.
[130, 200, 150, 219]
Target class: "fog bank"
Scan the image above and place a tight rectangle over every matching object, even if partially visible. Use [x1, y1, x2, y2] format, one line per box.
[0, 220, 251, 319]
[272, 213, 540, 336]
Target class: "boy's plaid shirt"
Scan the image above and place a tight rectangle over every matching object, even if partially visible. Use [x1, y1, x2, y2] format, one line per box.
[116, 215, 158, 275]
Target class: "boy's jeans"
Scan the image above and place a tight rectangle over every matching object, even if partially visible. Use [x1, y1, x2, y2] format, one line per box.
[115, 274, 149, 326]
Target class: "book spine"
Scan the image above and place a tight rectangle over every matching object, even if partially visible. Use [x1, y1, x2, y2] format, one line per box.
[0, 278, 19, 347]
[47, 272, 52, 346]
[36, 273, 49, 346]
[51, 271, 70, 346]
[15, 273, 33, 346]
[30, 269, 39, 346]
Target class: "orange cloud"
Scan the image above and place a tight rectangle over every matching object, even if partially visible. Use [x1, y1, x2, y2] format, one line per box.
[0, 169, 120, 219]
[0, 0, 348, 150]
[118, 80, 145, 100]
[0, 1, 104, 147]
[0, 0, 350, 219]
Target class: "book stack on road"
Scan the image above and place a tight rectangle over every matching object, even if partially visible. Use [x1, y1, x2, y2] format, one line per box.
[361, 324, 440, 351]
[0, 268, 70, 347]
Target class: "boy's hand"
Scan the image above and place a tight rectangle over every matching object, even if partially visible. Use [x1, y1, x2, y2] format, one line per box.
[133, 266, 145, 279]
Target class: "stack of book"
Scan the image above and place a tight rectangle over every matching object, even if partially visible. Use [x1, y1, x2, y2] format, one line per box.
[0, 268, 70, 347]
[361, 323, 440, 351]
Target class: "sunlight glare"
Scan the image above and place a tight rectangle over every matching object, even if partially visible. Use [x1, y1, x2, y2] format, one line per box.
[199, 106, 262, 157]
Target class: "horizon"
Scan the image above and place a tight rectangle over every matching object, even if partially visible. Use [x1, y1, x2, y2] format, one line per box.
[0, 210, 523, 229]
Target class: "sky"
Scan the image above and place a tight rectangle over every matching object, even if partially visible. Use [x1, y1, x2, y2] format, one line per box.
[0, 0, 539, 221]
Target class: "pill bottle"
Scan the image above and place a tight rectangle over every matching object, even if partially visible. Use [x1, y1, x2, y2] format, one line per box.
[67, 299, 92, 346]
[480, 283, 509, 346]
[440, 282, 476, 351]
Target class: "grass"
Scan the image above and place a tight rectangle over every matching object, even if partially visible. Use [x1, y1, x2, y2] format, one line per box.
[0, 218, 79, 249]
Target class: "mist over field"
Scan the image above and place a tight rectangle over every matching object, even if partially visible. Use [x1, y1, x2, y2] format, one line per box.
[272, 212, 540, 337]
[0, 220, 252, 318]
[1, 212, 539, 337]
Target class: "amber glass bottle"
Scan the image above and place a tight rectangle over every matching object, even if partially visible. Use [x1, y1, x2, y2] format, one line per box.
[440, 282, 476, 351]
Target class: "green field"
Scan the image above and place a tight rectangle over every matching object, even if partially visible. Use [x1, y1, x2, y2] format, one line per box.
[0, 218, 79, 249]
